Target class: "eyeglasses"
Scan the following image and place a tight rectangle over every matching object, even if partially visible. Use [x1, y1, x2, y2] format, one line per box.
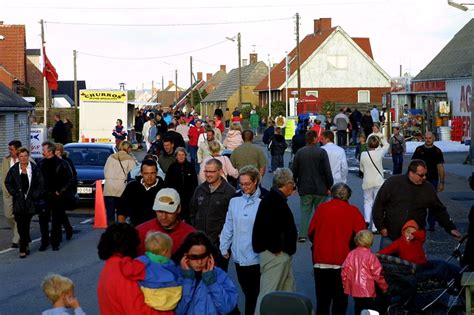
[415, 173, 426, 178]
[186, 252, 209, 260]
[239, 181, 255, 187]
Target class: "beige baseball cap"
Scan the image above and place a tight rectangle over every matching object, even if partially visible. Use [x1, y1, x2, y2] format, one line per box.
[153, 188, 181, 213]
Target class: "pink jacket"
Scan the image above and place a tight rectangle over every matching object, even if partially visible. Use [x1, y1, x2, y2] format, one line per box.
[223, 130, 243, 150]
[341, 247, 388, 298]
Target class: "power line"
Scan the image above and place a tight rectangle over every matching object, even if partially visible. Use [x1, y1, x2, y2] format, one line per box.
[45, 17, 292, 27]
[78, 39, 230, 60]
[5, 2, 385, 10]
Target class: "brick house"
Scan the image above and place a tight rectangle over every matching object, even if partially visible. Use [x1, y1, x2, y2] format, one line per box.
[200, 65, 228, 94]
[201, 54, 268, 116]
[255, 18, 391, 115]
[0, 23, 26, 90]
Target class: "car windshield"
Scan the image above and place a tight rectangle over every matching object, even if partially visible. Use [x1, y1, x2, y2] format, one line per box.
[66, 147, 112, 166]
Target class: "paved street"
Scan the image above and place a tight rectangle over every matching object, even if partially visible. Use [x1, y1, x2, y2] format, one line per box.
[0, 145, 472, 314]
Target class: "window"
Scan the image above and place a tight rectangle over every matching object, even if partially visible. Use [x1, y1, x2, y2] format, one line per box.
[306, 91, 319, 98]
[358, 90, 370, 103]
[327, 55, 347, 70]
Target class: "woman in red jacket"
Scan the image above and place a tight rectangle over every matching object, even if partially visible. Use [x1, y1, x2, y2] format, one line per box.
[308, 183, 366, 315]
[97, 223, 172, 315]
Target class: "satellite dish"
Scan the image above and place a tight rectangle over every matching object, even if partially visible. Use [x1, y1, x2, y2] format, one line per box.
[0, 35, 5, 40]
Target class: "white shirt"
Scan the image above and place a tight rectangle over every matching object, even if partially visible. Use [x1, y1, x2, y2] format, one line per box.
[322, 142, 348, 183]
[359, 140, 389, 190]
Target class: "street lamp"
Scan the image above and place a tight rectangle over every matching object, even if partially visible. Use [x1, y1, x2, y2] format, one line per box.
[448, 0, 474, 165]
[447, 0, 470, 11]
[226, 33, 242, 109]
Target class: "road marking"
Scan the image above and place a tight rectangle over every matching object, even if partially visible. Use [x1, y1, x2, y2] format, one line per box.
[0, 237, 41, 254]
[0, 218, 93, 255]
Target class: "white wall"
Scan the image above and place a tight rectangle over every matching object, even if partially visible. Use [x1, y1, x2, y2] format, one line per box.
[286, 29, 390, 89]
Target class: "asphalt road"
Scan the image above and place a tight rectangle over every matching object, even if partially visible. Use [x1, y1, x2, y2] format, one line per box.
[0, 146, 471, 315]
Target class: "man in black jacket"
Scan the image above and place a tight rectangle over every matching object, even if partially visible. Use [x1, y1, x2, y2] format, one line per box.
[38, 141, 75, 251]
[189, 158, 235, 271]
[291, 130, 333, 242]
[373, 159, 461, 248]
[252, 167, 297, 315]
[51, 114, 67, 144]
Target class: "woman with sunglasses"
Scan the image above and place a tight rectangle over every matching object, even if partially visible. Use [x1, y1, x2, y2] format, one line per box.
[176, 231, 238, 315]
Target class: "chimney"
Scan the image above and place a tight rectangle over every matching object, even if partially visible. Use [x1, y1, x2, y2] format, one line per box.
[168, 80, 174, 86]
[249, 53, 258, 65]
[220, 64, 226, 73]
[314, 18, 332, 34]
[206, 73, 212, 81]
[242, 59, 248, 66]
[197, 72, 203, 81]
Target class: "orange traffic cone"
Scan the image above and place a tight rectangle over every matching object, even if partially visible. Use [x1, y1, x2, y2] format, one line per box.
[93, 180, 107, 229]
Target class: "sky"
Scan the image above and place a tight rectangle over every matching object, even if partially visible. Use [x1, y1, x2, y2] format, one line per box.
[1, 0, 473, 91]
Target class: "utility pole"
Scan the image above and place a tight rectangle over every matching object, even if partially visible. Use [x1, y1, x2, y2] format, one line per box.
[285, 52, 289, 117]
[190, 56, 194, 108]
[175, 69, 178, 106]
[73, 49, 78, 141]
[295, 13, 301, 106]
[268, 54, 272, 118]
[238, 32, 242, 109]
[40, 19, 47, 129]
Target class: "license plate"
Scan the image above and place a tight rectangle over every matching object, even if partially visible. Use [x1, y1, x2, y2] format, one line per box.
[77, 187, 93, 194]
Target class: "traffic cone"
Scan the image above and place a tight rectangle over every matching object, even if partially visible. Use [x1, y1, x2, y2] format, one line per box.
[93, 180, 107, 229]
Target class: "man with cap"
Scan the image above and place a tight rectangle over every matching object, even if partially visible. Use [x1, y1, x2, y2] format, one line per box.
[136, 187, 195, 259]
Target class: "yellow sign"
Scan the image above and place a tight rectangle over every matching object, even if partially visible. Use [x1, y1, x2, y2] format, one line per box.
[285, 117, 297, 140]
[80, 90, 127, 102]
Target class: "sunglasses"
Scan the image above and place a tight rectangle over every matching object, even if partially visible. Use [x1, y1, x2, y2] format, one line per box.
[186, 252, 209, 260]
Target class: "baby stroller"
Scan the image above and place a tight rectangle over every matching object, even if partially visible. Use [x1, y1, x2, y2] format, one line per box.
[382, 235, 469, 315]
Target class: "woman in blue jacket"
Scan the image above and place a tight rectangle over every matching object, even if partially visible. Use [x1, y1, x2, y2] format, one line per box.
[176, 231, 238, 315]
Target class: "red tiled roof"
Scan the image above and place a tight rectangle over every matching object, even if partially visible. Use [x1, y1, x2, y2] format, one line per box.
[255, 29, 374, 91]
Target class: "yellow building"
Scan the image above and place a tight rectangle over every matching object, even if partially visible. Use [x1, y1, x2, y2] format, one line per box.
[201, 54, 268, 116]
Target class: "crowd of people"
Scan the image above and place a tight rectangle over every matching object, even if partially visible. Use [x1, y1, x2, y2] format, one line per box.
[2, 104, 472, 315]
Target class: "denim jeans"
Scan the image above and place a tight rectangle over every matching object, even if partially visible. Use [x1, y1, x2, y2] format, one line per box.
[392, 153, 404, 175]
[104, 196, 119, 225]
[351, 128, 359, 145]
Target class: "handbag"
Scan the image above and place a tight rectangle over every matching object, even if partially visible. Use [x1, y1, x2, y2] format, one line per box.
[367, 151, 384, 179]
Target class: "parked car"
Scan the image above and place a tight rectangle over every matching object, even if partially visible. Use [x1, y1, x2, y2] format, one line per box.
[64, 143, 117, 201]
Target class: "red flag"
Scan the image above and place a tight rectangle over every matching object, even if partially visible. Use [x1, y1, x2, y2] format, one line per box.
[43, 47, 58, 91]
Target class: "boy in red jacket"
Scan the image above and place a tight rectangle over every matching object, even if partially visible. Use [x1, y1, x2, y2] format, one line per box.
[379, 220, 460, 284]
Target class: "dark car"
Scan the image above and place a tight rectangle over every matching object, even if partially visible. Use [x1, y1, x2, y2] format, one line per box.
[64, 143, 117, 201]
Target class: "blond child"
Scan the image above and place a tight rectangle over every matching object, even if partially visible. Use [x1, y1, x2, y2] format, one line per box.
[136, 231, 183, 311]
[41, 274, 85, 315]
[342, 230, 388, 315]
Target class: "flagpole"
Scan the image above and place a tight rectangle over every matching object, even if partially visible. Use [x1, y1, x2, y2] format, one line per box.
[40, 19, 47, 130]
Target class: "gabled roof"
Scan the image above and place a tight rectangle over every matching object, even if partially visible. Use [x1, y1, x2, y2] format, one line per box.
[0, 82, 34, 109]
[203, 61, 267, 103]
[175, 80, 205, 109]
[414, 19, 474, 81]
[201, 69, 227, 91]
[255, 26, 374, 91]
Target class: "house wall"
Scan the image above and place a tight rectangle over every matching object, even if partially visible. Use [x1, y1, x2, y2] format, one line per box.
[447, 78, 471, 139]
[0, 69, 14, 89]
[225, 84, 260, 113]
[0, 111, 30, 159]
[0, 25, 26, 84]
[287, 30, 390, 89]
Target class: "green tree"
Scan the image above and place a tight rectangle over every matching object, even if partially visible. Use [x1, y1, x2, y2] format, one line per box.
[127, 90, 136, 101]
[187, 89, 208, 105]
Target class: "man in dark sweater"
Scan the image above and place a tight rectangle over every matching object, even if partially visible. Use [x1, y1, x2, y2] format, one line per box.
[189, 158, 235, 271]
[373, 159, 461, 247]
[252, 168, 297, 315]
[117, 159, 164, 226]
[412, 131, 445, 230]
[291, 130, 333, 242]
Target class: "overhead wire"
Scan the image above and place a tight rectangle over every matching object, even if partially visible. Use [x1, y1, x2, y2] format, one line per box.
[78, 39, 230, 60]
[45, 17, 292, 27]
